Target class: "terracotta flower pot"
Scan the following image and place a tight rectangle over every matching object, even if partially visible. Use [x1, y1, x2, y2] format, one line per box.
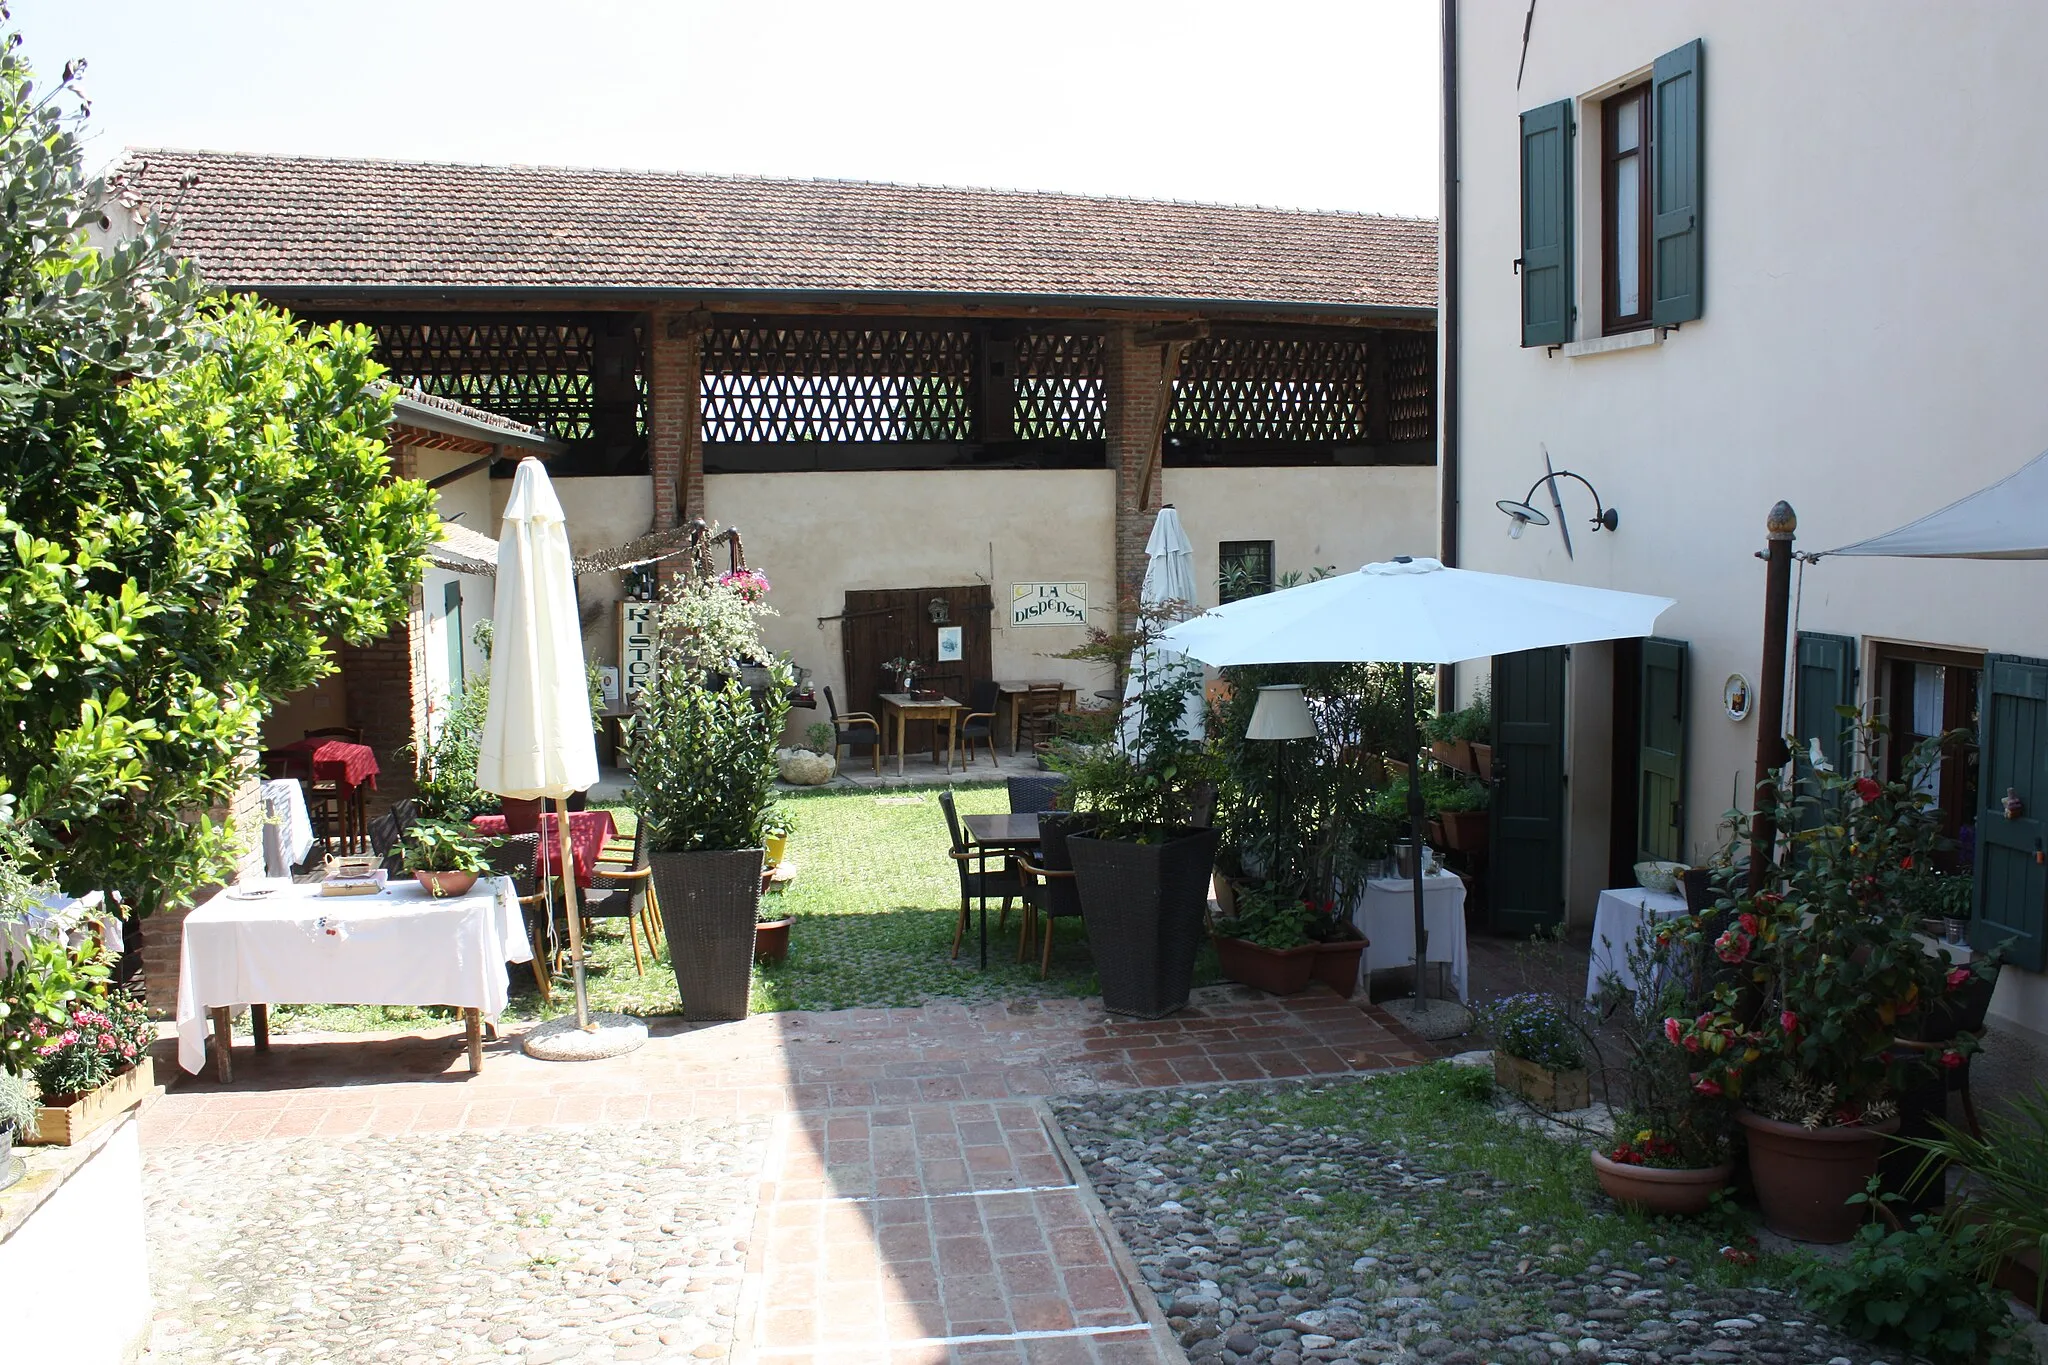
[754, 916, 794, 965]
[1439, 809, 1490, 853]
[1311, 938, 1367, 998]
[499, 797, 544, 835]
[413, 869, 479, 898]
[1590, 1151, 1733, 1216]
[1736, 1107, 1900, 1243]
[1213, 935, 1318, 995]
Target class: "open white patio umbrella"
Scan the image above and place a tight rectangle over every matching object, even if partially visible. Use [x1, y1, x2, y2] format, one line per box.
[477, 459, 630, 1052]
[1123, 506, 1206, 747]
[1162, 555, 1674, 1017]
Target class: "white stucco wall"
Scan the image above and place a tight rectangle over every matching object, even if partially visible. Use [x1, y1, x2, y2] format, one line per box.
[489, 473, 656, 690]
[0, 1115, 152, 1361]
[1451, 0, 2048, 1032]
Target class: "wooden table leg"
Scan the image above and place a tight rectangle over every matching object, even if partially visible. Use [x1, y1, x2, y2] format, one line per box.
[896, 712, 907, 777]
[464, 1008, 483, 1074]
[251, 1003, 270, 1051]
[210, 1007, 233, 1084]
[947, 712, 958, 773]
[1009, 696, 1022, 754]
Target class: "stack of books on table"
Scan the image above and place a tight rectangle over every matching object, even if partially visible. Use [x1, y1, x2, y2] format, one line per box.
[321, 855, 387, 897]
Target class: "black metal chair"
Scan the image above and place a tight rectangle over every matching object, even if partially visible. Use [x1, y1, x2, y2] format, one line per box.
[369, 811, 405, 876]
[956, 680, 1002, 766]
[938, 790, 1021, 961]
[1006, 773, 1068, 815]
[1015, 812, 1088, 977]
[825, 686, 882, 775]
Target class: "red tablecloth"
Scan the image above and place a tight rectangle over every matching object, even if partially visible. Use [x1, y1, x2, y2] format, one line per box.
[278, 738, 380, 793]
[470, 810, 619, 888]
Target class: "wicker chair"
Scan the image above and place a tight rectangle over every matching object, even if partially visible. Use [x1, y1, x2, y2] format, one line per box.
[487, 833, 551, 1000]
[825, 686, 882, 775]
[1015, 813, 1088, 977]
[938, 790, 1021, 960]
[1006, 773, 1068, 815]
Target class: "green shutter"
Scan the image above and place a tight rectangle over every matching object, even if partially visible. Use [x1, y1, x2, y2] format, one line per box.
[1650, 39, 1704, 325]
[443, 580, 465, 698]
[1491, 647, 1567, 932]
[1519, 99, 1575, 347]
[1974, 655, 2048, 971]
[1638, 638, 1687, 863]
[1792, 632, 1856, 837]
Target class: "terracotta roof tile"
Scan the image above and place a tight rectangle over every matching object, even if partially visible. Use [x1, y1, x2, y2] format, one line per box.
[110, 150, 1437, 313]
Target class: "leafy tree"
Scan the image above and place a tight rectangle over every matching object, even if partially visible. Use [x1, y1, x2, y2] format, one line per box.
[0, 26, 439, 912]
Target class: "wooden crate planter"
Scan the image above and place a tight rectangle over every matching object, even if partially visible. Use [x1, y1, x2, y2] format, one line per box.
[1493, 1051, 1588, 1112]
[1439, 809, 1490, 854]
[26, 1056, 154, 1147]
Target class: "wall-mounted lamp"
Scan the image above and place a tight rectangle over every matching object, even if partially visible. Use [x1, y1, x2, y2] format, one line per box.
[1496, 460, 1619, 561]
[1246, 684, 1316, 740]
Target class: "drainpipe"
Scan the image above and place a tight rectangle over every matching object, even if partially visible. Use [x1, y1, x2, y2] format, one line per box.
[1437, 0, 1462, 707]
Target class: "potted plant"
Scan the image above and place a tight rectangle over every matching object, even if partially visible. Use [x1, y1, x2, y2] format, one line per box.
[0, 1069, 34, 1168]
[1667, 719, 1964, 1243]
[629, 572, 791, 1020]
[1052, 603, 1222, 1018]
[1425, 688, 1491, 776]
[1482, 992, 1589, 1111]
[776, 721, 839, 787]
[1430, 775, 1491, 854]
[4, 944, 155, 1147]
[1212, 882, 1367, 998]
[1903, 1082, 2048, 1316]
[401, 818, 495, 897]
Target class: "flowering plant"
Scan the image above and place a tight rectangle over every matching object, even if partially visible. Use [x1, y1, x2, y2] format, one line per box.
[717, 568, 771, 601]
[1481, 992, 1586, 1072]
[1665, 717, 1971, 1126]
[882, 657, 928, 685]
[27, 1001, 120, 1101]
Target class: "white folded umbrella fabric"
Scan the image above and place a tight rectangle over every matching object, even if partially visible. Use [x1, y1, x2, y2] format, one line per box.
[1123, 506, 1206, 745]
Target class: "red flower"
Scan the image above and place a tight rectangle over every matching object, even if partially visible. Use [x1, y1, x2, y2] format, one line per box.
[1941, 1050, 1966, 1070]
[1714, 930, 1751, 964]
[1720, 1245, 1758, 1266]
[1947, 967, 1971, 989]
[1664, 1018, 1684, 1046]
[1780, 1010, 1799, 1032]
[1738, 912, 1760, 935]
[1901, 855, 1915, 870]
[1694, 1077, 1724, 1097]
[1855, 776, 1882, 803]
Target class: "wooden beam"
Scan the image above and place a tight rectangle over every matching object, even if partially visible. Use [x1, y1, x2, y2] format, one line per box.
[1136, 339, 1190, 513]
[1134, 321, 1210, 345]
[424, 445, 501, 489]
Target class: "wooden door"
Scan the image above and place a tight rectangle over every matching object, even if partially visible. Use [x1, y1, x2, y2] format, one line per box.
[841, 585, 994, 743]
[1491, 646, 1567, 933]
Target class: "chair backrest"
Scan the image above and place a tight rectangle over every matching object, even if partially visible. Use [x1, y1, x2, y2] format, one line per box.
[1020, 682, 1065, 717]
[824, 686, 844, 723]
[1006, 773, 1067, 815]
[304, 726, 363, 744]
[389, 799, 419, 832]
[487, 832, 541, 893]
[969, 679, 1001, 714]
[261, 749, 312, 781]
[936, 789, 968, 856]
[1187, 780, 1218, 830]
[369, 811, 404, 874]
[1037, 812, 1086, 920]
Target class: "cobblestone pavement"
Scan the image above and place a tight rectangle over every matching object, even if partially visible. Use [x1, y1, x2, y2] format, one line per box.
[142, 1119, 764, 1364]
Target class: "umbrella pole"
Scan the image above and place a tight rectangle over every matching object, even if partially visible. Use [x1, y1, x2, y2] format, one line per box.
[1403, 664, 1430, 1004]
[556, 795, 591, 1031]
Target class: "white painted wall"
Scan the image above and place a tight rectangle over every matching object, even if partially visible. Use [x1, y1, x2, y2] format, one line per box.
[0, 1115, 152, 1361]
[488, 472, 656, 693]
[1451, 0, 2048, 1032]
[1163, 466, 1439, 606]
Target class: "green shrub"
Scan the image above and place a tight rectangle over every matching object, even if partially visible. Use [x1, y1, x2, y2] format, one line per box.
[0, 1069, 36, 1134]
[1905, 1083, 2048, 1312]
[629, 664, 790, 854]
[1222, 882, 1317, 950]
[804, 722, 837, 755]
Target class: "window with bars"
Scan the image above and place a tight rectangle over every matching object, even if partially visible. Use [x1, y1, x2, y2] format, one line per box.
[1011, 332, 1106, 440]
[1218, 540, 1276, 603]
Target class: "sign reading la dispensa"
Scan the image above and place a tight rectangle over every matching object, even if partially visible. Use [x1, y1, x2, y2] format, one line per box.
[1010, 582, 1088, 628]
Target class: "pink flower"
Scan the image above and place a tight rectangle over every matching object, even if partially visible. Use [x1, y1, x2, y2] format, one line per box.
[60, 1029, 79, 1046]
[1855, 776, 1882, 803]
[1664, 1018, 1684, 1046]
[1947, 967, 1971, 989]
[1941, 1050, 1966, 1070]
[1738, 912, 1760, 935]
[1780, 1011, 1799, 1032]
[1694, 1077, 1724, 1097]
[97, 1032, 116, 1051]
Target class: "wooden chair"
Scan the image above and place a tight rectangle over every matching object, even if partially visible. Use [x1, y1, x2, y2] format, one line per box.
[938, 789, 1021, 959]
[1014, 813, 1087, 977]
[956, 680, 1002, 767]
[825, 686, 882, 775]
[578, 823, 663, 977]
[302, 726, 364, 744]
[1014, 683, 1068, 752]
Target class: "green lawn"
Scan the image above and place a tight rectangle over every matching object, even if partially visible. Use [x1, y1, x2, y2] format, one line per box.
[270, 786, 1219, 1033]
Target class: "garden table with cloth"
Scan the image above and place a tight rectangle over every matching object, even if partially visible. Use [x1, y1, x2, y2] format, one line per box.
[1349, 870, 1469, 1002]
[259, 777, 316, 877]
[469, 810, 619, 887]
[276, 736, 380, 853]
[174, 876, 532, 1082]
[1583, 885, 1689, 1000]
[878, 693, 963, 776]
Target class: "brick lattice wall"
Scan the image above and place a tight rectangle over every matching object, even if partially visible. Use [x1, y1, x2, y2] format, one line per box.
[1104, 326, 1171, 629]
[648, 317, 704, 532]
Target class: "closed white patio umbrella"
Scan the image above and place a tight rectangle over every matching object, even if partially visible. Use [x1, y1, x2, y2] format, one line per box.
[478, 460, 639, 1055]
[1123, 506, 1205, 746]
[1162, 556, 1674, 1019]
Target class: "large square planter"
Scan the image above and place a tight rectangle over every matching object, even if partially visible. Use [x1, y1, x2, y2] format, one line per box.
[1311, 938, 1367, 998]
[1213, 935, 1318, 995]
[649, 848, 764, 1020]
[1493, 1051, 1588, 1112]
[1069, 827, 1218, 1019]
[26, 1056, 155, 1147]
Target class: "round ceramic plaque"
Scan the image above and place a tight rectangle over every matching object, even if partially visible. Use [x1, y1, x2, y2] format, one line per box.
[1723, 673, 1753, 721]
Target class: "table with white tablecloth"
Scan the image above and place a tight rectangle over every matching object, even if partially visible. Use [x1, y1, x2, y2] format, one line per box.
[259, 778, 316, 875]
[175, 876, 532, 1079]
[1585, 885, 1690, 999]
[1350, 870, 1470, 1002]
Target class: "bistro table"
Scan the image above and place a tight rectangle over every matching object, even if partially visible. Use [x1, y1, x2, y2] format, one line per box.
[1584, 885, 1689, 1000]
[1349, 870, 1470, 1002]
[877, 693, 963, 777]
[175, 875, 532, 1081]
[995, 680, 1078, 752]
[470, 809, 620, 887]
[275, 737, 380, 853]
[961, 813, 1043, 970]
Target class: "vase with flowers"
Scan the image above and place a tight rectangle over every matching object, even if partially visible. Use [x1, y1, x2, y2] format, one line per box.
[1665, 716, 1972, 1242]
[882, 656, 928, 696]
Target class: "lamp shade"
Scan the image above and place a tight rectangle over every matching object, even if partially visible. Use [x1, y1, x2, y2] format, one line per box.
[1245, 684, 1316, 740]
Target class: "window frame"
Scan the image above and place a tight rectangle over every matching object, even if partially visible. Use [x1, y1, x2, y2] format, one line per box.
[1601, 82, 1654, 335]
[1217, 540, 1276, 603]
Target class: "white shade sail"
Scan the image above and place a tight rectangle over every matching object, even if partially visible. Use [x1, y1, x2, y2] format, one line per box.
[1124, 506, 1205, 743]
[1160, 556, 1675, 667]
[476, 459, 599, 800]
[1825, 448, 2048, 560]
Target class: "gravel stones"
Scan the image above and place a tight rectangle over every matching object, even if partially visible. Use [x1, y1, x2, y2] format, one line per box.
[143, 1118, 765, 1362]
[1052, 1081, 1904, 1365]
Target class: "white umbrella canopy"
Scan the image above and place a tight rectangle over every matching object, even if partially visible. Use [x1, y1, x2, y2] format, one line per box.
[1824, 448, 2048, 560]
[477, 459, 599, 800]
[1161, 555, 1675, 668]
[1123, 506, 1205, 743]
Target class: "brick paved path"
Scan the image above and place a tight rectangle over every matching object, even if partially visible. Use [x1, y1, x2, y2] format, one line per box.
[143, 986, 1433, 1363]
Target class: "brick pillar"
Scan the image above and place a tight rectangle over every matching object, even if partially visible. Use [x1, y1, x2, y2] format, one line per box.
[338, 586, 427, 815]
[649, 315, 705, 532]
[1105, 325, 1171, 628]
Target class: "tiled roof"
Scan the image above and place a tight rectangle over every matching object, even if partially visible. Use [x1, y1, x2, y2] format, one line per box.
[109, 150, 1437, 313]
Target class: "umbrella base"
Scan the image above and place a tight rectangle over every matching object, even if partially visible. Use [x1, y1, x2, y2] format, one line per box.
[1381, 995, 1474, 1042]
[520, 1012, 648, 1062]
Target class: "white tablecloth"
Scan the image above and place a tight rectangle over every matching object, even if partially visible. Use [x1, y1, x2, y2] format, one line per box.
[1351, 871, 1470, 1002]
[176, 876, 533, 1075]
[1585, 886, 1690, 999]
[260, 778, 316, 874]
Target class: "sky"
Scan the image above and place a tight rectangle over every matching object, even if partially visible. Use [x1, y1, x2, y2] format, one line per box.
[12, 0, 1441, 218]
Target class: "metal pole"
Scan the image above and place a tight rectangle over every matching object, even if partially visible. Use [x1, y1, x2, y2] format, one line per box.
[556, 795, 591, 1030]
[1403, 663, 1431, 1002]
[1747, 502, 1798, 893]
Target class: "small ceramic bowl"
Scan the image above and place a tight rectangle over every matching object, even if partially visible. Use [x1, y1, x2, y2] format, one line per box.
[1633, 860, 1686, 894]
